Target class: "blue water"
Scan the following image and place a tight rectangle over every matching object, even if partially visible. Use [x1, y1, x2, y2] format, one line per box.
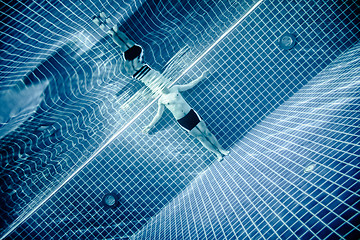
[0, 0, 359, 239]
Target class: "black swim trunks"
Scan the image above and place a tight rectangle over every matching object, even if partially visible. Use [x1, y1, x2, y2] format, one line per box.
[177, 109, 201, 131]
[133, 64, 151, 80]
[124, 45, 142, 61]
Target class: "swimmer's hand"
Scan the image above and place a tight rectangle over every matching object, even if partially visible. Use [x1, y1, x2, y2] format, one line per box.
[200, 70, 209, 79]
[189, 71, 208, 88]
[142, 125, 152, 134]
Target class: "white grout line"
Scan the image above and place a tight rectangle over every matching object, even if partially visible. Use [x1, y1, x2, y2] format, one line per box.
[0, 1, 263, 239]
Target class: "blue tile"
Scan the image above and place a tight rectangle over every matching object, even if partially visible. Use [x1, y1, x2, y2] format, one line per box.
[2, 1, 360, 240]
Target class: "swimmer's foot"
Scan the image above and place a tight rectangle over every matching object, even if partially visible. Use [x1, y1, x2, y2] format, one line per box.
[106, 24, 118, 35]
[107, 28, 115, 36]
[93, 12, 112, 31]
[220, 149, 230, 156]
[92, 16, 107, 31]
[216, 154, 223, 162]
[112, 24, 119, 32]
[99, 12, 113, 25]
[92, 16, 101, 26]
[99, 11, 107, 20]
[106, 18, 112, 25]
[99, 23, 107, 31]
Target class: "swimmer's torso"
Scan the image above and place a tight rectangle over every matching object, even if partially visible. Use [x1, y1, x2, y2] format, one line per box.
[160, 87, 191, 120]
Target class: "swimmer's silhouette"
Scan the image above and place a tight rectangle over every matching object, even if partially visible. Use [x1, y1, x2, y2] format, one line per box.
[93, 12, 144, 77]
[143, 73, 229, 161]
[94, 12, 229, 161]
[93, 13, 162, 87]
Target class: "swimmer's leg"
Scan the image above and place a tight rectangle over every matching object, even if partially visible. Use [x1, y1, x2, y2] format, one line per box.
[93, 15, 108, 31]
[196, 121, 230, 156]
[92, 20, 135, 53]
[99, 12, 112, 25]
[93, 12, 134, 52]
[189, 125, 223, 161]
[92, 11, 113, 31]
[108, 25, 135, 52]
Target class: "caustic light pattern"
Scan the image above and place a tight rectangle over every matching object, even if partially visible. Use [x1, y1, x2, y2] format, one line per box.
[0, 0, 359, 239]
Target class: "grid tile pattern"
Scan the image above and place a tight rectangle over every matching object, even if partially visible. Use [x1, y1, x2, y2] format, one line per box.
[1, 0, 359, 239]
[134, 41, 360, 240]
[1, 0, 256, 238]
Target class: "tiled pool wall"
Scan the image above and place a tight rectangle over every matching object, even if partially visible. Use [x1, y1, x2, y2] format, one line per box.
[132, 2, 360, 239]
[1, 0, 359, 239]
[133, 40, 360, 240]
[1, 0, 256, 238]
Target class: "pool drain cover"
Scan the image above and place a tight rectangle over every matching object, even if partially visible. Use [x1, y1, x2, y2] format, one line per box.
[102, 193, 118, 208]
[304, 164, 316, 173]
[279, 33, 296, 50]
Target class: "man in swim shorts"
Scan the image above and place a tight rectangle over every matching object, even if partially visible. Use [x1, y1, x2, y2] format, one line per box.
[143, 72, 230, 161]
[93, 13, 144, 76]
[93, 13, 228, 160]
[93, 12, 170, 91]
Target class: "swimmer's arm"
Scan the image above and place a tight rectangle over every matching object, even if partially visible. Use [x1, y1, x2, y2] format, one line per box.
[143, 101, 165, 133]
[177, 71, 207, 92]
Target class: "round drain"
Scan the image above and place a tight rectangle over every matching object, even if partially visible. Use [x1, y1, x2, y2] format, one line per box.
[279, 33, 296, 50]
[102, 193, 118, 208]
[304, 164, 316, 173]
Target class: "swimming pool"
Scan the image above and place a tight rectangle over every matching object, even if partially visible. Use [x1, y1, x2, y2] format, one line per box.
[0, 0, 359, 239]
